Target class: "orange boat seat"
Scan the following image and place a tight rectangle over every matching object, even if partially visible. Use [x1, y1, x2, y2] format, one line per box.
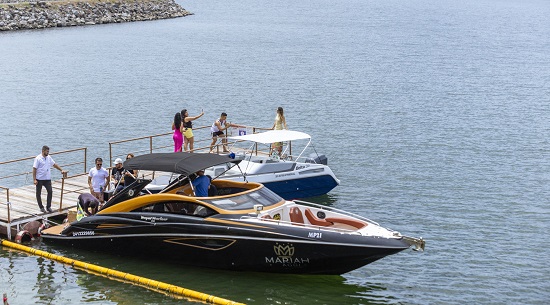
[325, 217, 367, 229]
[289, 207, 305, 224]
[304, 209, 333, 227]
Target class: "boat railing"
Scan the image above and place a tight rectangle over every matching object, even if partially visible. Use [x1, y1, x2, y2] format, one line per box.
[227, 138, 328, 165]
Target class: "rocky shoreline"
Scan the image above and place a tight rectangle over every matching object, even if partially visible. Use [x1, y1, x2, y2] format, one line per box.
[0, 0, 192, 31]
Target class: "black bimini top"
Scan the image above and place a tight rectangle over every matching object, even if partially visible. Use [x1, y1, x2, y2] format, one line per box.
[123, 152, 238, 176]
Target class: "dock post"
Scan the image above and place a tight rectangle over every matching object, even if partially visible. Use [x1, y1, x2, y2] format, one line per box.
[6, 202, 11, 240]
[84, 147, 87, 174]
[59, 176, 65, 211]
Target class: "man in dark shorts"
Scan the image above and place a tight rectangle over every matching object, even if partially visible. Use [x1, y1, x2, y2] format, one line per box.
[209, 112, 245, 152]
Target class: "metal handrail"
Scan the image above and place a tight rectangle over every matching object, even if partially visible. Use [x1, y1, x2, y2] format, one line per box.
[107, 125, 272, 164]
[0, 147, 87, 210]
[0, 147, 87, 165]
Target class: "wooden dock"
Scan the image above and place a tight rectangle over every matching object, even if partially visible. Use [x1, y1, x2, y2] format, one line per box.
[0, 174, 90, 239]
[0, 125, 271, 240]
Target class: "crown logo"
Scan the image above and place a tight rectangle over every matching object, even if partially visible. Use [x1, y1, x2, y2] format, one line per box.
[273, 243, 294, 258]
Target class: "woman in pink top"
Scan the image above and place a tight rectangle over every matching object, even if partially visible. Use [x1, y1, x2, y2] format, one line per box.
[172, 112, 184, 152]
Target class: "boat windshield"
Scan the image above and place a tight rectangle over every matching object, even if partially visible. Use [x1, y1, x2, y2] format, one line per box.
[204, 187, 283, 211]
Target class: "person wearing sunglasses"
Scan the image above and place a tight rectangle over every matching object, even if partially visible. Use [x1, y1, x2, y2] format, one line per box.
[32, 145, 67, 213]
[88, 157, 109, 204]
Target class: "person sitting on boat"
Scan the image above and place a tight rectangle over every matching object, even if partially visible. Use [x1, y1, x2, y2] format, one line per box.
[123, 153, 138, 187]
[192, 170, 210, 197]
[206, 175, 217, 197]
[209, 112, 245, 153]
[77, 193, 99, 216]
[110, 158, 125, 193]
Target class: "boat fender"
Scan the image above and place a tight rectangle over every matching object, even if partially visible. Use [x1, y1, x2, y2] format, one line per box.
[37, 223, 49, 236]
[22, 220, 43, 237]
[15, 230, 33, 243]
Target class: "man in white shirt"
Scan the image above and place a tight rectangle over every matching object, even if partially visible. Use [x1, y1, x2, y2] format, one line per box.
[33, 145, 67, 213]
[88, 157, 109, 204]
[209, 112, 245, 153]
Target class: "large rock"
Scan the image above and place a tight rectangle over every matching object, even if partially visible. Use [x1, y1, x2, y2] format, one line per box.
[0, 0, 192, 31]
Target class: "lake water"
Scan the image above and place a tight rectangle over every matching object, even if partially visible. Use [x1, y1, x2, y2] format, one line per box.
[1, 0, 549, 304]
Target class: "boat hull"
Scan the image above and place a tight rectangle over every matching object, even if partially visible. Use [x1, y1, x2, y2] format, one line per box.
[41, 213, 409, 275]
[42, 232, 407, 275]
[240, 174, 339, 199]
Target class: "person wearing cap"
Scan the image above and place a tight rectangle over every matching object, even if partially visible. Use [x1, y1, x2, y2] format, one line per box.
[192, 170, 210, 197]
[209, 112, 245, 153]
[110, 158, 125, 193]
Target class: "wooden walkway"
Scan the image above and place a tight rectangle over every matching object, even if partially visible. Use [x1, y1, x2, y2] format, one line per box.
[0, 125, 272, 240]
[0, 174, 89, 239]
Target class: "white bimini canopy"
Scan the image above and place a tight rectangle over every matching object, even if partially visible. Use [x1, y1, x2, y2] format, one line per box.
[229, 130, 311, 144]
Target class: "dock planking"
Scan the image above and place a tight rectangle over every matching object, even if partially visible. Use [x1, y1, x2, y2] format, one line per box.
[1, 170, 161, 239]
[0, 126, 269, 239]
[0, 174, 90, 238]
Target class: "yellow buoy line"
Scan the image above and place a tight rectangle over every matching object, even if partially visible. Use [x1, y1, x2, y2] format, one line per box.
[1, 239, 245, 305]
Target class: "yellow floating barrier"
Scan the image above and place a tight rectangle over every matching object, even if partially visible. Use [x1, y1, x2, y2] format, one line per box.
[1, 239, 245, 305]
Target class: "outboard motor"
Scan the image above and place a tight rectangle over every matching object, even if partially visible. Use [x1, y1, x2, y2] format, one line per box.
[305, 153, 328, 165]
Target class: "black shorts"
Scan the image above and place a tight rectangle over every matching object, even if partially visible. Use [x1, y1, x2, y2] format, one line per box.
[212, 131, 224, 137]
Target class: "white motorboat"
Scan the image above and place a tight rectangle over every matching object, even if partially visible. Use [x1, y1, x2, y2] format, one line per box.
[205, 130, 340, 199]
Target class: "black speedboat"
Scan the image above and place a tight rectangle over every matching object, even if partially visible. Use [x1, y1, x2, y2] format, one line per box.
[41, 152, 424, 275]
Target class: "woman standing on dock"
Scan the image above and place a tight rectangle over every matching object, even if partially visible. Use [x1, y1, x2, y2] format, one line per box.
[181, 108, 204, 152]
[172, 112, 184, 152]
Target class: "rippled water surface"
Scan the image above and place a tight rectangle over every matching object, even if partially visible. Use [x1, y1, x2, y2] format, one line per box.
[1, 0, 549, 304]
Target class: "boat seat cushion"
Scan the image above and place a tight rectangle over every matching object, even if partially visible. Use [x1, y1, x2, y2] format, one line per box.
[324, 217, 367, 229]
[289, 207, 305, 224]
[304, 209, 332, 227]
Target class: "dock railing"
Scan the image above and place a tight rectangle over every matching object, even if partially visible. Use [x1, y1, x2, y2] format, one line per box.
[107, 125, 273, 167]
[0, 147, 87, 228]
